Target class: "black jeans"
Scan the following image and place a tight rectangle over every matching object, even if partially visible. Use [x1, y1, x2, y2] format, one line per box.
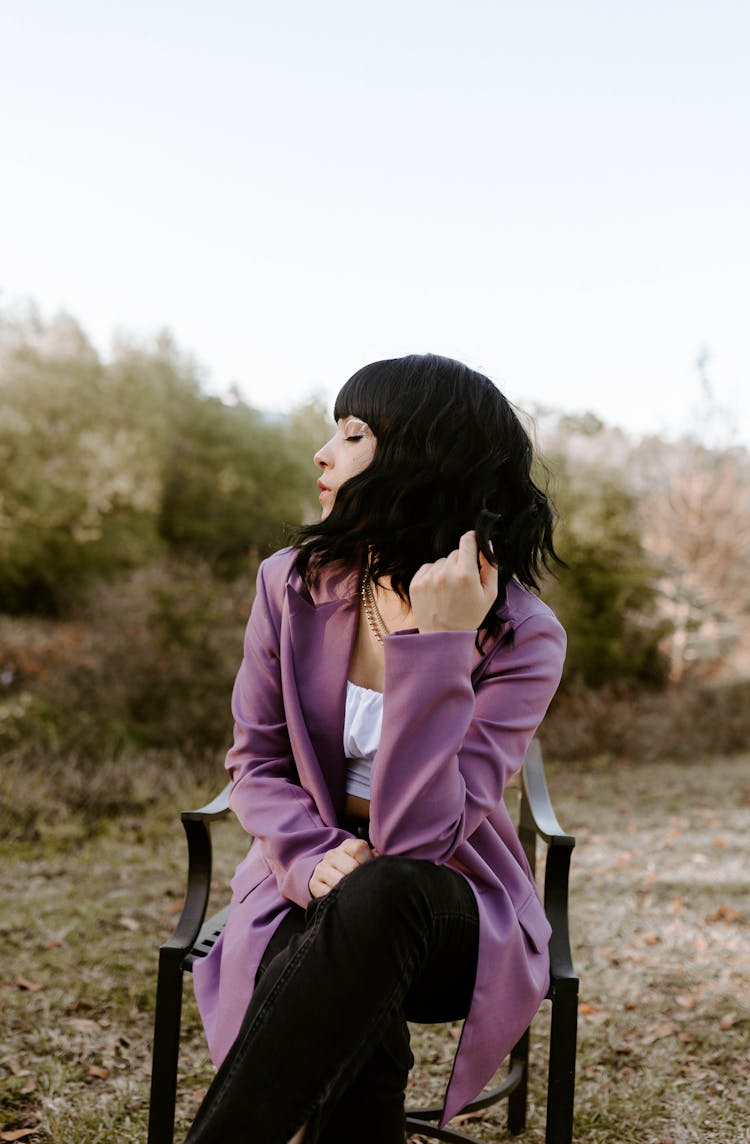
[184, 855, 479, 1144]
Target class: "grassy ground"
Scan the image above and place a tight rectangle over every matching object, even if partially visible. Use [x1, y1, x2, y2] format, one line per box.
[1, 754, 748, 1143]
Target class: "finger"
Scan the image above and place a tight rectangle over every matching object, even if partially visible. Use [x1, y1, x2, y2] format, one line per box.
[457, 530, 478, 569]
[312, 865, 343, 895]
[411, 559, 445, 589]
[410, 562, 434, 584]
[337, 838, 374, 867]
[310, 871, 333, 897]
[328, 852, 362, 878]
[341, 838, 374, 862]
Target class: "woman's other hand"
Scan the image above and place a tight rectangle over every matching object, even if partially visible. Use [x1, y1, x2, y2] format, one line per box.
[410, 530, 498, 634]
[309, 838, 375, 898]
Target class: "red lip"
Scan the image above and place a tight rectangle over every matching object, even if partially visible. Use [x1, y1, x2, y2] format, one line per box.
[317, 479, 331, 492]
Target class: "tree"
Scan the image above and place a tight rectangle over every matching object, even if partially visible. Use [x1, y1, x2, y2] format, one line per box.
[0, 304, 327, 611]
[633, 437, 750, 681]
[158, 392, 321, 573]
[0, 309, 188, 610]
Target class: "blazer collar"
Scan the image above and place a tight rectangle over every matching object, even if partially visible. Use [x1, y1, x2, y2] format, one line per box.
[304, 560, 361, 607]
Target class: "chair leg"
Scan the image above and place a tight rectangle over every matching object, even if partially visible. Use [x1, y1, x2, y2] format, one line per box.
[545, 978, 578, 1144]
[147, 948, 185, 1144]
[507, 1026, 530, 1135]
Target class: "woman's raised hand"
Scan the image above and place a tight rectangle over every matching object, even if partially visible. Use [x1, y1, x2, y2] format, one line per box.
[410, 531, 498, 634]
[309, 838, 375, 898]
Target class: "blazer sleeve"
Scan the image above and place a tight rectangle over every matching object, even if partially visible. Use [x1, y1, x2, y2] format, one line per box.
[367, 612, 566, 861]
[226, 557, 354, 908]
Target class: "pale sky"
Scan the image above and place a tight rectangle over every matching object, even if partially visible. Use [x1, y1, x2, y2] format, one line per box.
[1, 0, 748, 442]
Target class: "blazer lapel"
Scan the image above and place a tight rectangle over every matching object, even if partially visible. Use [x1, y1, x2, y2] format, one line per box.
[284, 568, 360, 817]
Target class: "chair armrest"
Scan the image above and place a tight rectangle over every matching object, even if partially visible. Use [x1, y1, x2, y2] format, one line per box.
[521, 740, 574, 848]
[160, 783, 232, 959]
[520, 741, 577, 983]
[545, 843, 576, 982]
[181, 781, 233, 822]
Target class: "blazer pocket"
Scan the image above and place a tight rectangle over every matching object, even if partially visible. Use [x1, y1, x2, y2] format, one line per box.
[230, 849, 273, 902]
[516, 890, 552, 955]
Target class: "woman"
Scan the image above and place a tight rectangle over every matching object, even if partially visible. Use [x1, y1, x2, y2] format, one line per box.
[188, 354, 566, 1143]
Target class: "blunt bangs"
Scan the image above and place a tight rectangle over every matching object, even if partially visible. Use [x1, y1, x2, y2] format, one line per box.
[332, 358, 415, 440]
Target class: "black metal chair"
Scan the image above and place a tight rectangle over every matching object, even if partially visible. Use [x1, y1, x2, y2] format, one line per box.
[147, 739, 577, 1144]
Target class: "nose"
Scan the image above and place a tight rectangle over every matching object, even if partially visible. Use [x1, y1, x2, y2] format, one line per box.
[314, 436, 334, 470]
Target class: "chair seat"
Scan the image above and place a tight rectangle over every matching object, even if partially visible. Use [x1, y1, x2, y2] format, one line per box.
[183, 906, 230, 972]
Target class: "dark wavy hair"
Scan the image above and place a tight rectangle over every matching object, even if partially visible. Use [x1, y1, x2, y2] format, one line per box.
[292, 353, 561, 643]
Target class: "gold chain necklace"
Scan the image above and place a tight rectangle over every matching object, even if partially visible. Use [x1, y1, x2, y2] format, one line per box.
[360, 570, 389, 644]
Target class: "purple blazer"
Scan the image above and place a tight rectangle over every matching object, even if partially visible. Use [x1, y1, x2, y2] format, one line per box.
[193, 547, 566, 1126]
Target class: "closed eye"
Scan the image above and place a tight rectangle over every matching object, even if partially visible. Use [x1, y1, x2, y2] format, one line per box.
[340, 416, 369, 440]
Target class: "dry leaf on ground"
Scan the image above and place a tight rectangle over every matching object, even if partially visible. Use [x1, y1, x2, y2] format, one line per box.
[14, 978, 43, 992]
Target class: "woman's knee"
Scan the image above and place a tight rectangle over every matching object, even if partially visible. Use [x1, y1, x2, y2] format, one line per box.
[335, 854, 456, 926]
[341, 854, 425, 901]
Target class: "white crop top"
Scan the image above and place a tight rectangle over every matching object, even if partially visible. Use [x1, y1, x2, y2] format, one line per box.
[343, 681, 383, 800]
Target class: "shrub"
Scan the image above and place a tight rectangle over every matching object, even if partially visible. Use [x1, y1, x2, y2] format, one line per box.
[545, 464, 670, 689]
[0, 557, 258, 761]
[542, 678, 750, 763]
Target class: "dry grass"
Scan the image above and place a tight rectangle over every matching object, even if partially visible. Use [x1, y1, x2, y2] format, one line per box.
[1, 754, 748, 1143]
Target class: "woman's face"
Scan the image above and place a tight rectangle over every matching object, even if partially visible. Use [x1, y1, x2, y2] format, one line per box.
[313, 415, 376, 518]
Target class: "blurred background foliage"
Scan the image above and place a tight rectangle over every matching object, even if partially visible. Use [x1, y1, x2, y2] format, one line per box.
[0, 306, 328, 611]
[2, 304, 750, 837]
